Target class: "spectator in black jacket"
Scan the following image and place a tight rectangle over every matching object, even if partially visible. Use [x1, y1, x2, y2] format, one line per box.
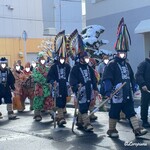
[135, 54, 150, 128]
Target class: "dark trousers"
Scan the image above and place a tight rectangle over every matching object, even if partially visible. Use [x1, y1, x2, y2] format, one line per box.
[0, 96, 12, 105]
[56, 96, 66, 108]
[79, 101, 90, 114]
[109, 101, 136, 120]
[141, 91, 150, 122]
[0, 88, 12, 105]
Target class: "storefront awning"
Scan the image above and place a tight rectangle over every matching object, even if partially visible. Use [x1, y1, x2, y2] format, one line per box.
[135, 19, 150, 34]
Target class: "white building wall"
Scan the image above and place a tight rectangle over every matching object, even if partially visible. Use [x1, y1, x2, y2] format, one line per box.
[54, 0, 82, 34]
[87, 0, 150, 20]
[0, 0, 82, 37]
[0, 0, 44, 38]
[42, 0, 55, 29]
[86, 0, 150, 72]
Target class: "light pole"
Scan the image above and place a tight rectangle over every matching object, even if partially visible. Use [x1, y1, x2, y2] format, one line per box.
[59, 0, 61, 31]
[22, 30, 27, 63]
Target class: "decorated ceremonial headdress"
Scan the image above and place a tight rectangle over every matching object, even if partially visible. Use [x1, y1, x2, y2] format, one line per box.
[54, 30, 67, 59]
[114, 17, 131, 52]
[66, 29, 86, 61]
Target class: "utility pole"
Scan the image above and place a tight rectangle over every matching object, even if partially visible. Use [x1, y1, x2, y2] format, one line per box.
[59, 0, 61, 31]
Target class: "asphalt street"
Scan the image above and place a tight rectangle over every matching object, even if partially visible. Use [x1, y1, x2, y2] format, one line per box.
[0, 102, 150, 150]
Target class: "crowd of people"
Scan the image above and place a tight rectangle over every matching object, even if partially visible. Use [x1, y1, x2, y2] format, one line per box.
[0, 18, 150, 139]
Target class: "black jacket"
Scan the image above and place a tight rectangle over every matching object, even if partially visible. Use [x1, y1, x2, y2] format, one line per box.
[102, 57, 135, 101]
[47, 62, 71, 96]
[69, 63, 98, 93]
[0, 68, 15, 95]
[135, 58, 150, 89]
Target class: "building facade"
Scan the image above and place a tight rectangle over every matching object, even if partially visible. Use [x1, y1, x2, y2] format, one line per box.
[0, 0, 82, 67]
[85, 0, 150, 72]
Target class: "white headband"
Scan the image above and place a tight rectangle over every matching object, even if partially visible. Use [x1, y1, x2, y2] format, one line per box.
[0, 60, 7, 63]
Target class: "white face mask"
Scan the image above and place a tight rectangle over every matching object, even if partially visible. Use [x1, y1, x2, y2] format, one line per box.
[119, 53, 125, 59]
[104, 59, 109, 64]
[16, 66, 20, 71]
[1, 64, 6, 68]
[32, 62, 36, 68]
[60, 59, 65, 64]
[84, 58, 89, 64]
[40, 60, 45, 65]
[25, 67, 30, 72]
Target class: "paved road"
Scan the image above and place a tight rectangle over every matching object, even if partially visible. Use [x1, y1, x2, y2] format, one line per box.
[0, 104, 150, 150]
